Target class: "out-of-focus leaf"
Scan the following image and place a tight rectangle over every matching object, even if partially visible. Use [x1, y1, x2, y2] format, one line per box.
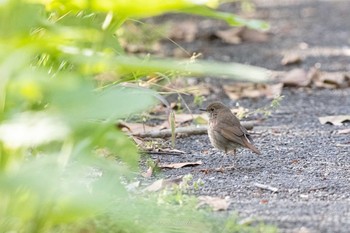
[181, 6, 270, 30]
[95, 128, 140, 169]
[0, 156, 126, 228]
[50, 78, 157, 123]
[0, 1, 44, 38]
[0, 48, 36, 114]
[0, 112, 69, 149]
[42, 0, 194, 17]
[70, 54, 270, 82]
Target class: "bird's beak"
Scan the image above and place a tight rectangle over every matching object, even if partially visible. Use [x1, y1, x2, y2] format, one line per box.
[199, 108, 206, 112]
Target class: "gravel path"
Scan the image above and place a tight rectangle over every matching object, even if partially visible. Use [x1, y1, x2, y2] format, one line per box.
[148, 1, 350, 232]
[156, 88, 350, 232]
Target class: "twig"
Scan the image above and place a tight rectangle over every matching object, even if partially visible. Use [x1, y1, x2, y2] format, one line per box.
[142, 148, 185, 155]
[253, 182, 278, 193]
[132, 121, 258, 138]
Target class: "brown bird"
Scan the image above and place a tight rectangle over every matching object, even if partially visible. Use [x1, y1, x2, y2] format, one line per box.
[201, 102, 261, 155]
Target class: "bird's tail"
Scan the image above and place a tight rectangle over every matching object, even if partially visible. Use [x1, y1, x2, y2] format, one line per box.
[243, 135, 261, 155]
[246, 142, 261, 155]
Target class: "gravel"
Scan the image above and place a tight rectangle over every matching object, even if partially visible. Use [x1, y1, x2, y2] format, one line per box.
[145, 0, 350, 232]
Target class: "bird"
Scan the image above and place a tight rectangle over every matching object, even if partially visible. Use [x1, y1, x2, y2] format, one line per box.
[201, 101, 261, 156]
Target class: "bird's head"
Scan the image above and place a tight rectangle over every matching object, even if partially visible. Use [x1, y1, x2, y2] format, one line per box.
[200, 102, 229, 118]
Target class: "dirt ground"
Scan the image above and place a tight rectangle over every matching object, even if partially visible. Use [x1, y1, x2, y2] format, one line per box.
[145, 1, 350, 232]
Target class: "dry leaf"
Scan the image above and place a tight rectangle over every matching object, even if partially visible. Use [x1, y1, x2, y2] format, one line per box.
[319, 115, 350, 126]
[143, 176, 183, 192]
[174, 113, 208, 125]
[281, 68, 311, 87]
[337, 128, 350, 135]
[260, 199, 269, 204]
[197, 196, 231, 211]
[281, 53, 302, 65]
[159, 160, 202, 169]
[239, 27, 269, 42]
[168, 21, 198, 42]
[313, 72, 350, 89]
[183, 84, 211, 96]
[215, 28, 242, 44]
[142, 166, 153, 178]
[223, 83, 282, 100]
[119, 122, 165, 134]
[264, 83, 283, 99]
[173, 114, 194, 124]
[215, 27, 268, 44]
[147, 148, 186, 155]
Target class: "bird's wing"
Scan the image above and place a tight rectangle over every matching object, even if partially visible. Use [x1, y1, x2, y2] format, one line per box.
[217, 121, 261, 155]
[216, 121, 246, 147]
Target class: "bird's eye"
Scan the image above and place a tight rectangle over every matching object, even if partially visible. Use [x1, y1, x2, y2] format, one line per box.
[210, 108, 214, 112]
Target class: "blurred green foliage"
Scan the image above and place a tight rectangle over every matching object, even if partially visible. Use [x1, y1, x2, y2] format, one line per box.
[0, 0, 274, 232]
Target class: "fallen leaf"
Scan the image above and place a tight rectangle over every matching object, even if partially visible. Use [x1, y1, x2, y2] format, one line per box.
[142, 166, 153, 178]
[281, 53, 302, 65]
[337, 128, 350, 135]
[223, 83, 282, 100]
[264, 83, 283, 99]
[260, 199, 269, 204]
[173, 113, 194, 124]
[313, 72, 350, 89]
[118, 122, 165, 134]
[197, 196, 231, 211]
[143, 176, 183, 192]
[239, 27, 269, 43]
[173, 113, 208, 125]
[215, 27, 269, 44]
[168, 21, 198, 42]
[146, 148, 185, 155]
[319, 115, 350, 126]
[215, 28, 242, 44]
[159, 160, 202, 169]
[281, 68, 311, 87]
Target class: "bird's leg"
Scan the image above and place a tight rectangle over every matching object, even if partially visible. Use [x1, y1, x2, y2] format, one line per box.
[216, 149, 235, 171]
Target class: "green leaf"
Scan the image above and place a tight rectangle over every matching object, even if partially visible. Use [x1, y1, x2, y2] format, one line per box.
[181, 6, 270, 30]
[49, 76, 157, 123]
[70, 54, 270, 82]
[93, 126, 140, 169]
[42, 0, 196, 18]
